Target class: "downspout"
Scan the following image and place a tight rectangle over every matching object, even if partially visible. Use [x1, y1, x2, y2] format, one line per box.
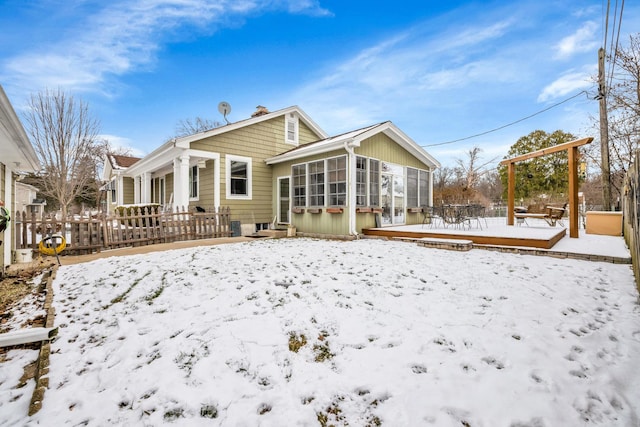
[344, 139, 359, 238]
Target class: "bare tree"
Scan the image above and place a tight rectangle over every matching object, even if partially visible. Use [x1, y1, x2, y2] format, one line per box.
[586, 33, 640, 200]
[455, 146, 498, 197]
[25, 88, 101, 218]
[175, 117, 222, 137]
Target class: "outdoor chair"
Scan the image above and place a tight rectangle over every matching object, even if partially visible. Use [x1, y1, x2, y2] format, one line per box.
[422, 206, 445, 228]
[464, 204, 487, 230]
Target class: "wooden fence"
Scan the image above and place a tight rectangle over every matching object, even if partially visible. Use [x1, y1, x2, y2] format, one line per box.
[14, 206, 232, 256]
[623, 151, 640, 292]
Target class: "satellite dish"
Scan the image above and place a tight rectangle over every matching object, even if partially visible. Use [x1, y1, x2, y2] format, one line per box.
[218, 101, 231, 124]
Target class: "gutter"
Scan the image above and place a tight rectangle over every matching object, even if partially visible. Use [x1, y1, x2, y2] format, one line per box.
[0, 327, 58, 348]
[343, 139, 359, 238]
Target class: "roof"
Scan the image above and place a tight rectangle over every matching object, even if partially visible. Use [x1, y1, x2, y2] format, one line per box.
[0, 85, 40, 172]
[266, 121, 441, 169]
[108, 154, 141, 170]
[126, 105, 327, 176]
[173, 105, 328, 147]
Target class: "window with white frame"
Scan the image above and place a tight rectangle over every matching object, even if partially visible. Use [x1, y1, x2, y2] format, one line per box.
[355, 156, 367, 206]
[226, 155, 252, 199]
[292, 164, 306, 207]
[419, 169, 430, 207]
[406, 167, 430, 207]
[406, 168, 419, 207]
[110, 179, 116, 204]
[308, 160, 325, 207]
[369, 159, 380, 206]
[285, 113, 298, 145]
[189, 165, 199, 199]
[327, 156, 347, 207]
[355, 156, 381, 207]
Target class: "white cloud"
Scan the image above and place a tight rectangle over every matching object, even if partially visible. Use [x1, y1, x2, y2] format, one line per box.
[554, 21, 599, 59]
[537, 67, 595, 102]
[2, 0, 332, 94]
[99, 134, 146, 157]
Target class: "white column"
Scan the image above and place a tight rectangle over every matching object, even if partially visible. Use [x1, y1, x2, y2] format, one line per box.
[134, 176, 141, 204]
[142, 172, 152, 204]
[3, 166, 13, 266]
[173, 154, 190, 208]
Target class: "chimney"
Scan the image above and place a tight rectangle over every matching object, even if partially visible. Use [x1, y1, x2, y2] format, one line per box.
[251, 105, 270, 117]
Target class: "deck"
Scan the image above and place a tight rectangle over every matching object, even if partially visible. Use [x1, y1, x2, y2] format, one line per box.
[363, 219, 567, 249]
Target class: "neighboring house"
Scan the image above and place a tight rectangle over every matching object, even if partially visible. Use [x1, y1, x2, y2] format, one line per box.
[0, 84, 41, 271]
[112, 105, 440, 237]
[15, 181, 46, 218]
[101, 153, 141, 211]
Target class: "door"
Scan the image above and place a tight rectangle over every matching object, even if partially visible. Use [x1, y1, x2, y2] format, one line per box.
[277, 177, 290, 224]
[381, 162, 405, 226]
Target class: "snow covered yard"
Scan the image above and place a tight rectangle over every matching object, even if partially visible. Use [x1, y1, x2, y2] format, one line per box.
[3, 237, 640, 426]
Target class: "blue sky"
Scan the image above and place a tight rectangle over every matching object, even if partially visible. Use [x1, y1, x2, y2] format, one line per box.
[1, 0, 637, 167]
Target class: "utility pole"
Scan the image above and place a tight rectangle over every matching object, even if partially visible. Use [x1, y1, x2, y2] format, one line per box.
[598, 47, 612, 211]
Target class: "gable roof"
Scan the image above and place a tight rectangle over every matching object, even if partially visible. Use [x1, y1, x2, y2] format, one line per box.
[266, 121, 440, 169]
[125, 105, 327, 176]
[174, 105, 328, 148]
[0, 85, 40, 172]
[108, 154, 141, 169]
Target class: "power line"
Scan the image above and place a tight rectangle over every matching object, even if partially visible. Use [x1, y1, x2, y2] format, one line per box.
[607, 0, 625, 91]
[421, 90, 589, 148]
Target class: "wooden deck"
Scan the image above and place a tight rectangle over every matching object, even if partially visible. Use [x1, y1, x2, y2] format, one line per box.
[362, 223, 567, 249]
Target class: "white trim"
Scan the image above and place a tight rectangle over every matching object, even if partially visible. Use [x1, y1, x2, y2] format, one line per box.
[266, 121, 440, 170]
[175, 106, 327, 146]
[285, 113, 299, 145]
[3, 166, 13, 267]
[188, 164, 199, 202]
[226, 154, 252, 200]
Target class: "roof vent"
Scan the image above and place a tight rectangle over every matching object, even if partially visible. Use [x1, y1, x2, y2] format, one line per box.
[251, 105, 270, 117]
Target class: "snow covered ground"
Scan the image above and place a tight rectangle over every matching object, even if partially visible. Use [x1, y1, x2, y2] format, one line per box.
[2, 237, 640, 426]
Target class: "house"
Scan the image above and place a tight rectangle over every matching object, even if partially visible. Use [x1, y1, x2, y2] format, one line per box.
[111, 105, 440, 237]
[101, 153, 141, 211]
[0, 85, 41, 271]
[15, 181, 46, 218]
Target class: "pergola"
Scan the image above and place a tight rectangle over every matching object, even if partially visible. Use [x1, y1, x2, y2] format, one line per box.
[499, 137, 593, 238]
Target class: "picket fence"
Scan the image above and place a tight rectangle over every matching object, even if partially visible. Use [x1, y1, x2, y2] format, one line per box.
[14, 206, 232, 256]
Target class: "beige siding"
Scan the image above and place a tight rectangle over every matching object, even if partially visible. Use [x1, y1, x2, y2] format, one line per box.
[123, 177, 135, 205]
[189, 116, 324, 225]
[270, 134, 433, 233]
[165, 174, 174, 204]
[355, 133, 430, 170]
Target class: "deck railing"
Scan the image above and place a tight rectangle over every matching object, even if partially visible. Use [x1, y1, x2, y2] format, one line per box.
[13, 206, 231, 256]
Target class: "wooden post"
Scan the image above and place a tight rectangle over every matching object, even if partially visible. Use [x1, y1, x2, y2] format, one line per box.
[507, 162, 515, 226]
[568, 146, 579, 238]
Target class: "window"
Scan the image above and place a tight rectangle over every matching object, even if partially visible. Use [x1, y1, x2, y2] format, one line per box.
[419, 170, 430, 207]
[226, 155, 252, 199]
[189, 165, 199, 199]
[356, 157, 367, 206]
[406, 167, 430, 207]
[406, 168, 419, 207]
[292, 164, 306, 207]
[308, 160, 325, 207]
[369, 159, 380, 206]
[327, 156, 347, 207]
[285, 113, 298, 145]
[110, 179, 116, 204]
